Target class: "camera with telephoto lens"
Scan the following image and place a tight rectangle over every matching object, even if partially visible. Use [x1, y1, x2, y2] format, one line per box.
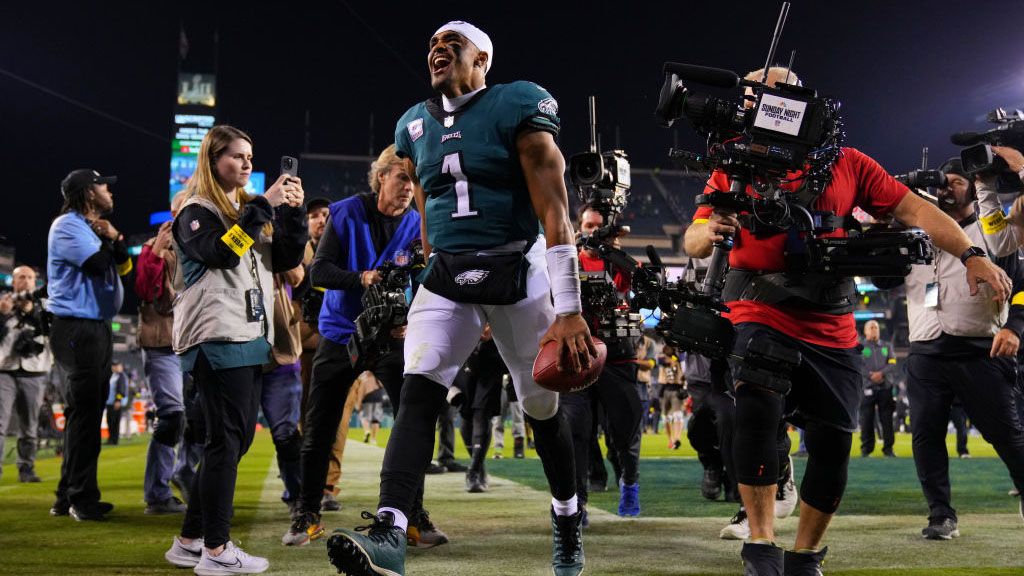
[1, 285, 51, 358]
[346, 242, 424, 371]
[893, 169, 947, 191]
[953, 108, 1024, 193]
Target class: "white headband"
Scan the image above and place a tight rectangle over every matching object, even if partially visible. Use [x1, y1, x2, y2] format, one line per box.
[433, 20, 493, 73]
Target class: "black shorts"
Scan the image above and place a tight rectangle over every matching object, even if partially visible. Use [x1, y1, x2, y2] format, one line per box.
[732, 322, 861, 432]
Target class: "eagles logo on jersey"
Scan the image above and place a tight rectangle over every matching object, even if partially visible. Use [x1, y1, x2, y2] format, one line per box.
[395, 81, 560, 253]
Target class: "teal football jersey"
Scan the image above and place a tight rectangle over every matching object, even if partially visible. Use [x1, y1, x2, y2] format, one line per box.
[394, 81, 560, 252]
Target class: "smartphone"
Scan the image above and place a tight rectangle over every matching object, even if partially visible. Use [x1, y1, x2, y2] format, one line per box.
[281, 155, 299, 179]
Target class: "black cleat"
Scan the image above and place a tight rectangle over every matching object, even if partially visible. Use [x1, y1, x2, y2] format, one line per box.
[465, 470, 488, 493]
[551, 508, 585, 576]
[701, 466, 723, 500]
[741, 541, 783, 576]
[922, 517, 959, 540]
[327, 511, 406, 576]
[783, 546, 827, 576]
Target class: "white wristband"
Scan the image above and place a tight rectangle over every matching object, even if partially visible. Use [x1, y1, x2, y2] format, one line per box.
[545, 244, 582, 315]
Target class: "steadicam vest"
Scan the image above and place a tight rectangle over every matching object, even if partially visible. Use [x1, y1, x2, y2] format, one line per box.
[171, 196, 275, 354]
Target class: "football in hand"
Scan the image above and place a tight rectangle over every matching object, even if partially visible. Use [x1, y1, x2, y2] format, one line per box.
[532, 337, 607, 393]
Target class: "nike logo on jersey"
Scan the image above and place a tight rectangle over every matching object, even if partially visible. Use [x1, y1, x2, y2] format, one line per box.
[455, 269, 489, 285]
[441, 131, 462, 143]
[407, 118, 424, 142]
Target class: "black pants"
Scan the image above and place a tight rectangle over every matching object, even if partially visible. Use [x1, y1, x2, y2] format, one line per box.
[562, 362, 643, 504]
[105, 404, 123, 444]
[907, 352, 1024, 522]
[687, 379, 723, 471]
[435, 405, 457, 463]
[50, 317, 112, 509]
[298, 338, 411, 514]
[950, 401, 970, 456]
[458, 365, 503, 454]
[859, 387, 895, 455]
[180, 350, 261, 549]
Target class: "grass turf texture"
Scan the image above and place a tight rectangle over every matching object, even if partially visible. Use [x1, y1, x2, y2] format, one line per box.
[0, 429, 1020, 575]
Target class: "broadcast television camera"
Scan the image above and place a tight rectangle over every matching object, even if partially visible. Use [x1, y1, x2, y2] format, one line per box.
[346, 243, 424, 371]
[638, 3, 931, 389]
[569, 96, 644, 359]
[952, 107, 1024, 194]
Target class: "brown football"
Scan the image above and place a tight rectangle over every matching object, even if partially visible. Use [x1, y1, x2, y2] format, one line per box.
[532, 337, 607, 393]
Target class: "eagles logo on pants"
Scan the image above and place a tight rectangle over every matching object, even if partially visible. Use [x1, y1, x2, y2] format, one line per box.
[404, 238, 559, 420]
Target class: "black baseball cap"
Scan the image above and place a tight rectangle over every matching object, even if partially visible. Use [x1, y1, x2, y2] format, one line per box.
[939, 157, 968, 179]
[61, 169, 117, 199]
[306, 196, 331, 212]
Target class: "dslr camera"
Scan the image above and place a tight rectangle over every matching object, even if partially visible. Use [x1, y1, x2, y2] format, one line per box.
[952, 108, 1024, 193]
[346, 242, 424, 371]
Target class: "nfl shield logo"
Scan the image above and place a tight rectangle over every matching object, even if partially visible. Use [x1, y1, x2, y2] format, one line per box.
[444, 116, 455, 128]
[407, 118, 424, 142]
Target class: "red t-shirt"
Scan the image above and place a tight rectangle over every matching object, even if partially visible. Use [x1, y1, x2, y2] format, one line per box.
[691, 147, 909, 348]
[579, 249, 631, 293]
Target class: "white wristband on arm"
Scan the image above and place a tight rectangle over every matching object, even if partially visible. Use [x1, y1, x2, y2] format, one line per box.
[545, 244, 582, 315]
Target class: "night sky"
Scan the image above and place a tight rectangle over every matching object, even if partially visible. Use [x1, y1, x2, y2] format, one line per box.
[3, 0, 1022, 271]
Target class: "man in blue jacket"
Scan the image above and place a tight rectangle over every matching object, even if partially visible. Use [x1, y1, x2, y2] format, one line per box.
[282, 145, 448, 548]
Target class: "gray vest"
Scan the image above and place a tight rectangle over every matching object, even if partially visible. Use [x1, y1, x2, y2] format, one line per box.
[172, 196, 275, 354]
[906, 217, 1007, 342]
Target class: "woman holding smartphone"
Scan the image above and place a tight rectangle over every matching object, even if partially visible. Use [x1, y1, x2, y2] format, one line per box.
[163, 125, 307, 575]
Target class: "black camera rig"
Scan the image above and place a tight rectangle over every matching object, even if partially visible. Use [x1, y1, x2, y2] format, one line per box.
[569, 96, 644, 358]
[952, 107, 1024, 194]
[636, 2, 933, 392]
[346, 242, 425, 371]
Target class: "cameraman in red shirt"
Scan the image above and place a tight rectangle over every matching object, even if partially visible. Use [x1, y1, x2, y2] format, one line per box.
[684, 67, 1011, 575]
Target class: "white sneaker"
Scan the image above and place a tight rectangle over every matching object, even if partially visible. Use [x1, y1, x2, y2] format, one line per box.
[775, 456, 798, 519]
[719, 508, 750, 540]
[193, 542, 268, 576]
[165, 536, 204, 568]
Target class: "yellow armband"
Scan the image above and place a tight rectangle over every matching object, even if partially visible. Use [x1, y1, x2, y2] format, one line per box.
[116, 258, 133, 277]
[980, 211, 1008, 235]
[1012, 292, 1024, 307]
[221, 225, 254, 256]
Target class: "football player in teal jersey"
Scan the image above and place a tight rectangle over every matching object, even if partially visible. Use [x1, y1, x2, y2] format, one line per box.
[328, 20, 595, 576]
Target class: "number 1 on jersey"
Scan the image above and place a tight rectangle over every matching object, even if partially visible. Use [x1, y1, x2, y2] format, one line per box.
[442, 152, 479, 219]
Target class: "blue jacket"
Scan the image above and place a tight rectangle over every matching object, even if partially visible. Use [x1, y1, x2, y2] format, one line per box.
[318, 196, 421, 345]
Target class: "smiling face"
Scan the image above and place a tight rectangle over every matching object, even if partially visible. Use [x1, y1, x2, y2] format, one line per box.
[213, 138, 253, 192]
[427, 30, 486, 96]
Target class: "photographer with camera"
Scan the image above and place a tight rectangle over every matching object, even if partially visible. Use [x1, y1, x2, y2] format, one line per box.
[47, 168, 131, 522]
[899, 157, 1024, 540]
[0, 265, 53, 483]
[561, 203, 645, 517]
[684, 66, 1011, 574]
[282, 144, 447, 548]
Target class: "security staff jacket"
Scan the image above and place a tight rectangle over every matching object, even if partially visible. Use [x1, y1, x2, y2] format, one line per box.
[860, 339, 895, 390]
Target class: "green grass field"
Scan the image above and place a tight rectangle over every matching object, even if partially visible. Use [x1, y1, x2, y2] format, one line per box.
[1, 428, 1021, 575]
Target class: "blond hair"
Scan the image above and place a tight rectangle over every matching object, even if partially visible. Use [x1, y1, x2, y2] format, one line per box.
[368, 144, 413, 193]
[186, 125, 271, 235]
